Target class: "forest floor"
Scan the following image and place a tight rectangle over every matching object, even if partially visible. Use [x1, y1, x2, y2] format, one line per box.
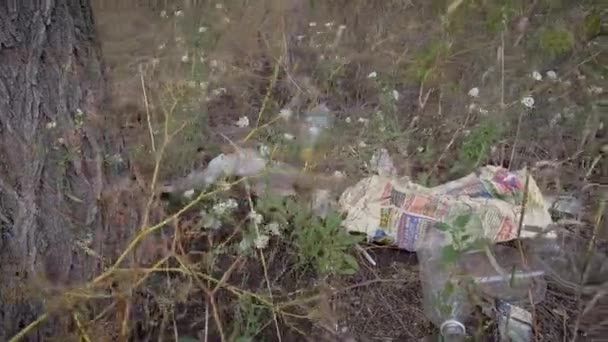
[85, 0, 606, 341]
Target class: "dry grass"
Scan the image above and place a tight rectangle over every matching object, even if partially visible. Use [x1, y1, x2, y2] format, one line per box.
[7, 0, 606, 341]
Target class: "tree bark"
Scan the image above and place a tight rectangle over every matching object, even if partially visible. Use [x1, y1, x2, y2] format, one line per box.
[0, 1, 107, 339]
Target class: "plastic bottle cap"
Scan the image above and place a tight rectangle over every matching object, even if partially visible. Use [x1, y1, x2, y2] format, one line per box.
[440, 320, 466, 337]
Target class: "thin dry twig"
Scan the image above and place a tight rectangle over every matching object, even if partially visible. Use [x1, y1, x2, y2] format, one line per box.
[139, 65, 156, 154]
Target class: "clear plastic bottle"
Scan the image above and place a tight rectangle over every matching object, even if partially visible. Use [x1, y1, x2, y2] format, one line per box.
[418, 229, 471, 341]
[298, 103, 332, 163]
[458, 245, 546, 305]
[419, 229, 547, 340]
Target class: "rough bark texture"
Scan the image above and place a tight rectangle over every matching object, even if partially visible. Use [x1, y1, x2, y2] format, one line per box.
[0, 1, 107, 339]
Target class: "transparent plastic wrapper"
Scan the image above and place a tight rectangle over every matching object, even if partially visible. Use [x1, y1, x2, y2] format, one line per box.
[339, 165, 553, 251]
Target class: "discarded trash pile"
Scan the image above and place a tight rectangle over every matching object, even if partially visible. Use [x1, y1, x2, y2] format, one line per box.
[339, 165, 553, 251]
[163, 147, 598, 341]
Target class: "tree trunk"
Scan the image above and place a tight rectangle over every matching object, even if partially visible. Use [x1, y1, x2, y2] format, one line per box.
[0, 1, 107, 339]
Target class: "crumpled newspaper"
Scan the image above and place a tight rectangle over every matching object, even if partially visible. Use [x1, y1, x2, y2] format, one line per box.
[339, 165, 553, 251]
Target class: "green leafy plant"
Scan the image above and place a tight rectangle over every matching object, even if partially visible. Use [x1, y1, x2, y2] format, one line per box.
[436, 214, 487, 264]
[256, 195, 362, 276]
[539, 26, 575, 57]
[293, 210, 362, 276]
[408, 39, 451, 82]
[453, 119, 501, 175]
[229, 295, 270, 341]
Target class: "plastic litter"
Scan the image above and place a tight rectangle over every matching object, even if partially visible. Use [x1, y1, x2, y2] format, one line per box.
[418, 226, 546, 341]
[339, 165, 553, 252]
[524, 229, 608, 293]
[162, 148, 267, 195]
[298, 103, 333, 162]
[496, 300, 533, 342]
[544, 195, 583, 219]
[370, 148, 397, 177]
[460, 245, 546, 303]
[418, 228, 472, 340]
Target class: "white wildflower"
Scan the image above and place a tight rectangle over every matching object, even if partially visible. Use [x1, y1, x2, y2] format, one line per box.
[392, 89, 400, 101]
[183, 189, 195, 199]
[296, 35, 306, 41]
[57, 137, 65, 144]
[345, 116, 352, 123]
[198, 26, 208, 33]
[174, 10, 184, 17]
[357, 117, 369, 124]
[225, 198, 238, 209]
[358, 141, 367, 148]
[308, 126, 321, 137]
[417, 146, 425, 153]
[212, 203, 225, 215]
[181, 54, 189, 63]
[235, 116, 250, 128]
[267, 222, 281, 236]
[588, 86, 603, 95]
[333, 170, 345, 178]
[158, 43, 166, 50]
[367, 71, 377, 79]
[215, 3, 224, 9]
[468, 87, 480, 98]
[546, 70, 557, 80]
[283, 133, 295, 140]
[278, 108, 292, 121]
[160, 10, 168, 18]
[248, 211, 263, 225]
[531, 71, 542, 81]
[325, 22, 334, 27]
[309, 22, 317, 27]
[212, 199, 237, 215]
[550, 113, 562, 127]
[212, 88, 227, 96]
[259, 144, 270, 157]
[201, 213, 221, 230]
[521, 96, 535, 108]
[254, 234, 270, 249]
[76, 108, 83, 116]
[46, 121, 56, 129]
